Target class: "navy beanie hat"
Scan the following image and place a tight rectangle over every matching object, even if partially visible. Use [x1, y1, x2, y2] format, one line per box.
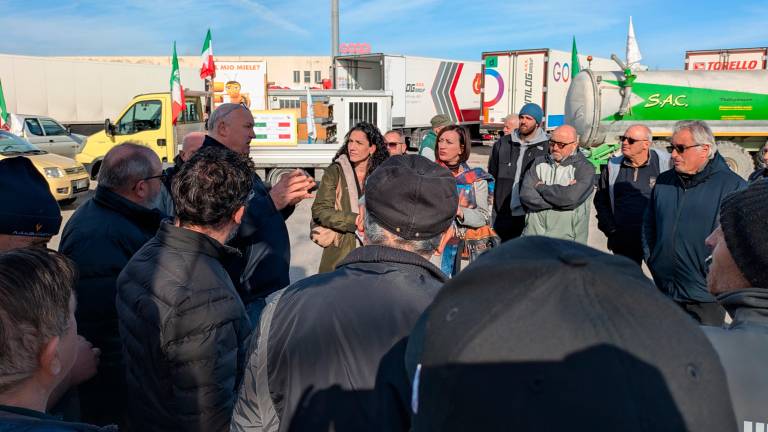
[519, 103, 544, 125]
[0, 157, 62, 237]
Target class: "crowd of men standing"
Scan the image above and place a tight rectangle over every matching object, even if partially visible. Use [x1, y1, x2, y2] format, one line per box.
[0, 101, 766, 431]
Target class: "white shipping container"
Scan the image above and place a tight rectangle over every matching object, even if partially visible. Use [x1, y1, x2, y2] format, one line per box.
[481, 49, 617, 129]
[685, 48, 767, 71]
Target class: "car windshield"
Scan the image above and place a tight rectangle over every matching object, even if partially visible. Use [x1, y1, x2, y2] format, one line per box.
[0, 131, 45, 155]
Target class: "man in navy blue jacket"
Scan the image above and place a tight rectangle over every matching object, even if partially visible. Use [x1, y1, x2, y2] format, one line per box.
[643, 120, 746, 325]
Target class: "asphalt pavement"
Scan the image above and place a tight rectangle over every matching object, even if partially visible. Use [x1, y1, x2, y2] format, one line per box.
[51, 146, 616, 284]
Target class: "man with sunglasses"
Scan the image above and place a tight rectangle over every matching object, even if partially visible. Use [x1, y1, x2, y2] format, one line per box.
[384, 129, 407, 156]
[60, 142, 165, 426]
[643, 120, 746, 325]
[594, 125, 671, 264]
[519, 125, 594, 243]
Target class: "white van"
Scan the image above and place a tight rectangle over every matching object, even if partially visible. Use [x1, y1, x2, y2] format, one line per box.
[8, 114, 85, 159]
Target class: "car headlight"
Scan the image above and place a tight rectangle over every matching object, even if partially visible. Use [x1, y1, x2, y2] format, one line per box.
[43, 167, 65, 178]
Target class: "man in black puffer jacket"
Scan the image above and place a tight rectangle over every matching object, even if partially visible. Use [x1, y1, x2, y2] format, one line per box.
[116, 147, 253, 432]
[59, 143, 165, 426]
[643, 121, 746, 325]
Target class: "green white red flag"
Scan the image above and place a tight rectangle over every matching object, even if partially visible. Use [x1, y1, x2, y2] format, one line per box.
[200, 29, 215, 80]
[0, 79, 8, 130]
[571, 36, 581, 79]
[170, 42, 185, 125]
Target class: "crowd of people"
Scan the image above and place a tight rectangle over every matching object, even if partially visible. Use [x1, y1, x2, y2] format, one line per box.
[0, 101, 766, 431]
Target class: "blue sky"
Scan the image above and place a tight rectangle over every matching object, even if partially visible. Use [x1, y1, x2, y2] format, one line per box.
[1, 0, 767, 69]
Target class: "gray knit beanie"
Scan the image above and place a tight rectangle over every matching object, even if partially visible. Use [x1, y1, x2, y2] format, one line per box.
[720, 179, 768, 288]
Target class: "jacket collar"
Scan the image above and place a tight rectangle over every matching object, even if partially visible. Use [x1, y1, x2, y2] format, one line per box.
[676, 153, 727, 189]
[93, 186, 164, 231]
[717, 288, 768, 329]
[510, 127, 549, 147]
[338, 245, 448, 283]
[156, 222, 241, 261]
[202, 134, 228, 150]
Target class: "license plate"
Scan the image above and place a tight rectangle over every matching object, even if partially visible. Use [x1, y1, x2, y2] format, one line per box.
[75, 179, 89, 190]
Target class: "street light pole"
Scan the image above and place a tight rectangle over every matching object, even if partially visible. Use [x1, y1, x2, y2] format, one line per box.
[331, 0, 339, 87]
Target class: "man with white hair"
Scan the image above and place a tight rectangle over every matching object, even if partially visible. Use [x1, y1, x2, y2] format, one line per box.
[643, 120, 746, 325]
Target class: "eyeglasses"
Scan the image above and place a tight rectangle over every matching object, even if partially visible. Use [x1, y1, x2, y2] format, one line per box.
[549, 140, 576, 149]
[385, 142, 403, 148]
[618, 135, 649, 145]
[666, 144, 703, 154]
[132, 173, 166, 191]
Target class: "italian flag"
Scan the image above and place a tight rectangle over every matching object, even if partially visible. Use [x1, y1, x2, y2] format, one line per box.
[571, 36, 581, 78]
[0, 79, 8, 130]
[170, 42, 185, 125]
[200, 29, 215, 80]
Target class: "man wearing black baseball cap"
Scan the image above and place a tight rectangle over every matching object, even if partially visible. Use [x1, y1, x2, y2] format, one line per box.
[409, 236, 736, 431]
[0, 157, 62, 251]
[231, 155, 459, 432]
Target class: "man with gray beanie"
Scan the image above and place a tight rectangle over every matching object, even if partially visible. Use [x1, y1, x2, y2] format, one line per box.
[703, 180, 768, 431]
[488, 102, 549, 241]
[231, 154, 459, 432]
[408, 236, 737, 432]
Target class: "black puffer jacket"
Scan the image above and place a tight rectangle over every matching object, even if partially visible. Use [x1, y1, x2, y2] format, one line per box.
[643, 154, 746, 303]
[231, 245, 447, 432]
[116, 223, 252, 432]
[59, 186, 164, 425]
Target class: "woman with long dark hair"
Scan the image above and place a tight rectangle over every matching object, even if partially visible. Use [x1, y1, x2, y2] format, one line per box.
[434, 125, 499, 276]
[311, 122, 388, 272]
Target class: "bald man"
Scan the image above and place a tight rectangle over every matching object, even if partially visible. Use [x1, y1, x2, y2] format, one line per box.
[519, 125, 595, 243]
[594, 124, 671, 263]
[157, 131, 207, 216]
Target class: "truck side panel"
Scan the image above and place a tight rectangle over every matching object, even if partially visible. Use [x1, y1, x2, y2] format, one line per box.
[685, 48, 767, 71]
[482, 52, 514, 126]
[385, 56, 407, 127]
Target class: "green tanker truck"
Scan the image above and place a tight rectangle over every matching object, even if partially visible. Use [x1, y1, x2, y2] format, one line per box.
[565, 65, 768, 178]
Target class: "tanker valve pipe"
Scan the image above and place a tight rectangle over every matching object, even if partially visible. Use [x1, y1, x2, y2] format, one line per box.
[611, 54, 636, 117]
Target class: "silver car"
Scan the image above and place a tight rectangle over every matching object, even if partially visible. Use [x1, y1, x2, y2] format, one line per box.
[8, 114, 84, 159]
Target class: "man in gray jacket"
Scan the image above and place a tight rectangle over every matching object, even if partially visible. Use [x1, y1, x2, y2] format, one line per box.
[703, 180, 768, 431]
[519, 125, 594, 243]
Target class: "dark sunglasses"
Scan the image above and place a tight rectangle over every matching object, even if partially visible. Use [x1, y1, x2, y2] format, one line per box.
[385, 142, 403, 148]
[666, 144, 703, 154]
[549, 140, 576, 149]
[618, 135, 649, 145]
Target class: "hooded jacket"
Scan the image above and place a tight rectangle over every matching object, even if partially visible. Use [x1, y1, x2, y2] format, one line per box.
[116, 223, 251, 432]
[643, 153, 746, 303]
[519, 150, 595, 243]
[59, 186, 164, 425]
[230, 245, 447, 432]
[704, 289, 768, 431]
[487, 128, 550, 218]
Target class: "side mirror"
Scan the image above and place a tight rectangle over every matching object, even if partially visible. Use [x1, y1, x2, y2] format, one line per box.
[104, 119, 114, 137]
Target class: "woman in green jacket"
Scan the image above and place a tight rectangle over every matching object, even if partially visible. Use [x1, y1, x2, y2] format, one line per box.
[312, 122, 388, 272]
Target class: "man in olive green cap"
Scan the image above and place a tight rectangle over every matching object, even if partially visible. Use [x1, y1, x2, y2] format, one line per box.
[418, 114, 452, 162]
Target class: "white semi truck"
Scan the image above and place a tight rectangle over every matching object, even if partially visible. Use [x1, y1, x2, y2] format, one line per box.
[685, 47, 767, 71]
[333, 53, 482, 148]
[0, 53, 203, 135]
[480, 48, 617, 134]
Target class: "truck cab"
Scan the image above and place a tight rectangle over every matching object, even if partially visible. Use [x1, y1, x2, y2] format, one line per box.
[76, 91, 205, 178]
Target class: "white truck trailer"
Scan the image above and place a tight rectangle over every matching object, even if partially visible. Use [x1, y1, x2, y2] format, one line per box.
[0, 53, 203, 135]
[333, 53, 481, 148]
[480, 48, 617, 133]
[685, 48, 767, 71]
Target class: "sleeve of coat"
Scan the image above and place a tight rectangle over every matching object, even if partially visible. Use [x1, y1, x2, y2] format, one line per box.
[642, 188, 657, 261]
[488, 139, 500, 179]
[519, 160, 553, 211]
[311, 164, 358, 233]
[536, 159, 595, 210]
[593, 165, 617, 235]
[163, 297, 247, 432]
[459, 180, 491, 228]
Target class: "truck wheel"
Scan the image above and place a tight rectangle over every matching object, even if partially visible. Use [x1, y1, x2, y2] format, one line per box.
[717, 141, 755, 179]
[266, 168, 295, 187]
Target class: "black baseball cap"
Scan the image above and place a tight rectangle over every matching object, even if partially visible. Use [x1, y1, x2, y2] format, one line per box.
[411, 236, 736, 431]
[365, 155, 457, 240]
[0, 157, 62, 238]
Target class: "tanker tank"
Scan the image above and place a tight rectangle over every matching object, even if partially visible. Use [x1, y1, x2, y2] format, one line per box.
[565, 69, 768, 178]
